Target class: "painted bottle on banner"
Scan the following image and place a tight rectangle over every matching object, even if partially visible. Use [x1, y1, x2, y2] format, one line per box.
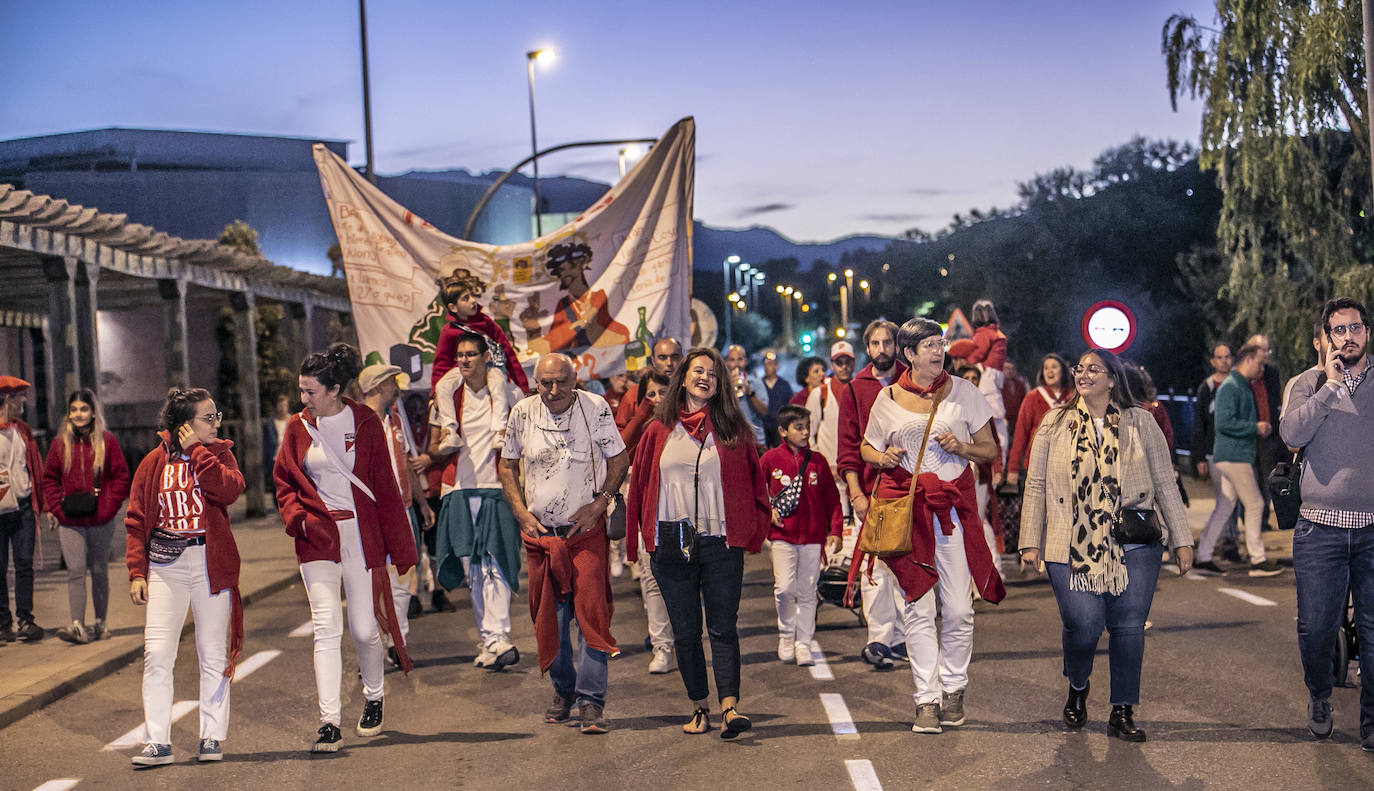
[624, 306, 653, 372]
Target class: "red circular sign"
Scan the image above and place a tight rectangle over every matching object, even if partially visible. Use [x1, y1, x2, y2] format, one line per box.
[1080, 300, 1137, 353]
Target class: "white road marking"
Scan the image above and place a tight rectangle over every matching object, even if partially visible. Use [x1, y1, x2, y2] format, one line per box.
[104, 700, 198, 750]
[289, 620, 314, 637]
[31, 780, 81, 791]
[845, 760, 883, 791]
[819, 692, 859, 740]
[1219, 587, 1277, 607]
[807, 640, 834, 681]
[232, 649, 282, 681]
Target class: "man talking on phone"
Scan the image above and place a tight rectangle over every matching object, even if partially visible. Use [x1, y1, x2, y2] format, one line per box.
[1280, 297, 1374, 747]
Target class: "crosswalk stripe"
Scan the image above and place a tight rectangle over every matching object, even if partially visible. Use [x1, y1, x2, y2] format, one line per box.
[1219, 587, 1277, 607]
[807, 640, 834, 681]
[819, 692, 859, 739]
[845, 760, 883, 791]
[103, 700, 198, 750]
[233, 649, 282, 681]
[31, 780, 81, 791]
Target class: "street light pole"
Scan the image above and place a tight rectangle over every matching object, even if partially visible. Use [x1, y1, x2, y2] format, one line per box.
[358, 0, 376, 185]
[526, 49, 555, 237]
[723, 255, 739, 347]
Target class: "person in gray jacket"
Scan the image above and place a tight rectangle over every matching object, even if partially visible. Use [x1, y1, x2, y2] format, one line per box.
[1279, 297, 1374, 747]
[1019, 348, 1193, 743]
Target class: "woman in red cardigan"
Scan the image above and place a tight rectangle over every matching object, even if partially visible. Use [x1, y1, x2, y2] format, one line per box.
[274, 343, 416, 753]
[626, 347, 771, 738]
[43, 388, 131, 644]
[125, 386, 245, 766]
[1005, 354, 1073, 486]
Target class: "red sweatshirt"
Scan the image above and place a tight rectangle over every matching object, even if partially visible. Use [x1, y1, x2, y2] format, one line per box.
[836, 360, 909, 495]
[431, 311, 530, 393]
[523, 527, 616, 674]
[968, 324, 1007, 370]
[760, 445, 842, 545]
[1007, 386, 1069, 478]
[42, 431, 131, 526]
[617, 395, 657, 451]
[125, 435, 246, 675]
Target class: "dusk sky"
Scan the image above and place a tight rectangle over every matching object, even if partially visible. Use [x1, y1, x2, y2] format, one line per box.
[8, 0, 1215, 244]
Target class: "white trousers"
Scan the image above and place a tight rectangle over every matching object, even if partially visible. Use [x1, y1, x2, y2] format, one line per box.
[901, 518, 976, 705]
[389, 567, 410, 641]
[142, 544, 231, 743]
[1198, 460, 1267, 563]
[861, 559, 907, 646]
[771, 542, 822, 647]
[638, 555, 673, 650]
[974, 479, 998, 555]
[300, 518, 385, 727]
[459, 496, 511, 649]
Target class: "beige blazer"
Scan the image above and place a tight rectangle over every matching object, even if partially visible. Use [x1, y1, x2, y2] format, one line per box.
[1020, 405, 1192, 563]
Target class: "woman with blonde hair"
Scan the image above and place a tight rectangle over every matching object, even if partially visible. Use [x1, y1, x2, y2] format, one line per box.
[43, 388, 131, 644]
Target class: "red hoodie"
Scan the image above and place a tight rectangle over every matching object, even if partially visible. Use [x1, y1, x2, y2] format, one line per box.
[760, 444, 842, 545]
[431, 311, 530, 393]
[1006, 386, 1070, 478]
[125, 434, 246, 675]
[836, 359, 909, 495]
[42, 431, 132, 526]
[968, 324, 1007, 370]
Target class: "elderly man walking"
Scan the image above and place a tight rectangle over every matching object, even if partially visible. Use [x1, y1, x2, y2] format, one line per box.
[499, 354, 630, 734]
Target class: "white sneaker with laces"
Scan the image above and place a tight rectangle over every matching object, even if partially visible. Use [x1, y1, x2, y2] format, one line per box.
[794, 642, 814, 667]
[778, 638, 795, 663]
[648, 645, 673, 674]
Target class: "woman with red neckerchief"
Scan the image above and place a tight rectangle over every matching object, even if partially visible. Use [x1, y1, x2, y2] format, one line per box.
[859, 318, 1006, 737]
[1005, 354, 1075, 488]
[274, 344, 417, 754]
[626, 347, 771, 739]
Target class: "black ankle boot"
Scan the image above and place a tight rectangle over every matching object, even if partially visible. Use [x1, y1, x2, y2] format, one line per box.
[1108, 705, 1146, 742]
[1063, 681, 1088, 729]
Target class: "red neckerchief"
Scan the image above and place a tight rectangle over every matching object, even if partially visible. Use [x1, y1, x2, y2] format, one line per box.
[898, 368, 949, 396]
[678, 408, 713, 442]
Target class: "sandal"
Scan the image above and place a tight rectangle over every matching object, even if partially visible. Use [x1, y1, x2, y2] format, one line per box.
[721, 705, 752, 736]
[682, 707, 712, 734]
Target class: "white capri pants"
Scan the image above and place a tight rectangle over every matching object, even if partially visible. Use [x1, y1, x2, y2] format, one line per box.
[901, 515, 976, 705]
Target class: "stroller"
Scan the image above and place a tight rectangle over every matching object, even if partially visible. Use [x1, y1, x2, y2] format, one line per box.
[818, 560, 866, 626]
[1334, 591, 1361, 687]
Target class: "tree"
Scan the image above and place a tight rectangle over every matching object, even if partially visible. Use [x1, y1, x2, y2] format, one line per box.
[218, 219, 262, 257]
[214, 221, 293, 418]
[1163, 3, 1374, 373]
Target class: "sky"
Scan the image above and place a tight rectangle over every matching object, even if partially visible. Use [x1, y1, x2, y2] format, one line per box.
[6, 0, 1217, 243]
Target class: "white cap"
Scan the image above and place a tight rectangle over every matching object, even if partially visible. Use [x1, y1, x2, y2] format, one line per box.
[829, 341, 855, 360]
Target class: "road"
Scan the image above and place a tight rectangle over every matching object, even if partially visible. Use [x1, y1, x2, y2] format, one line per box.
[2, 552, 1371, 791]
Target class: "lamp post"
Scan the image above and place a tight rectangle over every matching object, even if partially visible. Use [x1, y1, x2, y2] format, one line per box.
[723, 255, 739, 346]
[525, 48, 555, 237]
[358, 0, 376, 185]
[778, 286, 794, 352]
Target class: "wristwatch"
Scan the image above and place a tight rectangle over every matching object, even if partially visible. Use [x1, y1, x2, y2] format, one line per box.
[597, 490, 615, 505]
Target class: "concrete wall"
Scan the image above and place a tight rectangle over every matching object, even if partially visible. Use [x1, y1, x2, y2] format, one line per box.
[95, 309, 167, 405]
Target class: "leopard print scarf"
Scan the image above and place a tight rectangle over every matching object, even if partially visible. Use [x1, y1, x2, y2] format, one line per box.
[1067, 401, 1128, 594]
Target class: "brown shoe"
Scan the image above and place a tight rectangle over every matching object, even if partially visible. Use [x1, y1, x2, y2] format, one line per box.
[578, 702, 608, 735]
[544, 691, 575, 724]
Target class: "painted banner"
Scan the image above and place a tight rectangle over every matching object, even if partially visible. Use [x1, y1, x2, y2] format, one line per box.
[313, 117, 695, 384]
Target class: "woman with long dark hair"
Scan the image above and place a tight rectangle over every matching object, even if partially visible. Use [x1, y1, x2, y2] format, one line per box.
[125, 386, 245, 766]
[1005, 354, 1074, 487]
[626, 347, 771, 737]
[274, 343, 416, 753]
[1019, 349, 1193, 741]
[44, 388, 131, 644]
[788, 356, 827, 406]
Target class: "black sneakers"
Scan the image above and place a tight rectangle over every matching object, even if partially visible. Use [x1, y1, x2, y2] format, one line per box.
[313, 723, 343, 753]
[1248, 560, 1283, 577]
[16, 619, 43, 642]
[1308, 697, 1334, 739]
[356, 699, 383, 736]
[1190, 560, 1225, 577]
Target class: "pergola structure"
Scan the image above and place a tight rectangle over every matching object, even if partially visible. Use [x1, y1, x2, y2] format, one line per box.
[0, 184, 352, 516]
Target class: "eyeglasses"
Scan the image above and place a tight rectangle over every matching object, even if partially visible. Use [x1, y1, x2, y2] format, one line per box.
[1330, 322, 1367, 338]
[917, 338, 950, 352]
[197, 412, 224, 426]
[1072, 364, 1107, 377]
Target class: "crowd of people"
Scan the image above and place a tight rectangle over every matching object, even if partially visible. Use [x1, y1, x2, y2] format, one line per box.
[1, 285, 1371, 762]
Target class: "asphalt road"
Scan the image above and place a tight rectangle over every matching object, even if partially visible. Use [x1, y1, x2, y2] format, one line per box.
[3, 553, 1371, 791]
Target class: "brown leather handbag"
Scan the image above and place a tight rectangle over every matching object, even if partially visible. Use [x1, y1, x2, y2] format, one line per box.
[856, 386, 945, 558]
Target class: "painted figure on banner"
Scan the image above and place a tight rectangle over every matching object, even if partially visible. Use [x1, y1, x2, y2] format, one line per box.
[529, 239, 630, 356]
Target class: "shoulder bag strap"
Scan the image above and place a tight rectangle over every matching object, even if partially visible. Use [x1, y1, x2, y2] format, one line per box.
[302, 418, 376, 502]
[905, 385, 947, 500]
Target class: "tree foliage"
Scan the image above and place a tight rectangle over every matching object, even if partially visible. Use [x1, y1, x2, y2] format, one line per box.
[1162, 2, 1374, 372]
[218, 219, 262, 257]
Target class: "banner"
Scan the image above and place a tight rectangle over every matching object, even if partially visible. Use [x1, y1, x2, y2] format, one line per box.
[313, 117, 695, 384]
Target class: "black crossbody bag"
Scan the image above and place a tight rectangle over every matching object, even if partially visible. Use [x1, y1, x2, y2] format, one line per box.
[654, 439, 706, 565]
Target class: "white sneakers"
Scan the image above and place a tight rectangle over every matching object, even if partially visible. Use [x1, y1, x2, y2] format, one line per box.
[794, 642, 815, 667]
[648, 645, 673, 674]
[473, 645, 497, 668]
[778, 638, 795, 663]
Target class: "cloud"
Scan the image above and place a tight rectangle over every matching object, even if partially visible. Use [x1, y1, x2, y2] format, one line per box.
[857, 212, 929, 222]
[907, 187, 960, 196]
[735, 202, 793, 219]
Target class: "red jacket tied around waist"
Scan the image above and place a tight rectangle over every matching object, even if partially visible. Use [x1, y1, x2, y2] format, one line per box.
[43, 431, 131, 526]
[760, 445, 842, 545]
[523, 527, 616, 674]
[273, 400, 419, 671]
[125, 434, 246, 676]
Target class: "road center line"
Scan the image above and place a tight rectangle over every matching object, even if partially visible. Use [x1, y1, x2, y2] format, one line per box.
[233, 649, 282, 681]
[31, 780, 81, 791]
[104, 700, 199, 750]
[819, 692, 859, 740]
[1218, 587, 1278, 607]
[289, 620, 314, 637]
[808, 640, 834, 681]
[845, 760, 883, 791]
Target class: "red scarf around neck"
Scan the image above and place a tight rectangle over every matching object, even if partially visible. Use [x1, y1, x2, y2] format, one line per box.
[898, 368, 949, 396]
[678, 407, 713, 442]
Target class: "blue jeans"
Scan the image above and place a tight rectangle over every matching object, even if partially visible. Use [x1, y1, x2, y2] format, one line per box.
[1046, 543, 1163, 705]
[1292, 518, 1374, 735]
[549, 598, 608, 707]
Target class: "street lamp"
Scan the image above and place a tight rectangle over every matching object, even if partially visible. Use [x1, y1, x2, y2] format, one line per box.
[618, 143, 643, 179]
[723, 255, 740, 345]
[526, 47, 556, 237]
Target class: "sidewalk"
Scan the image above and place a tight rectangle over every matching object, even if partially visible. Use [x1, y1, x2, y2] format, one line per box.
[0, 502, 299, 731]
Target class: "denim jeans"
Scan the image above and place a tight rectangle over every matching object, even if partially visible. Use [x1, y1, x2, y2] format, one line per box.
[651, 536, 744, 703]
[0, 501, 37, 626]
[1046, 542, 1163, 705]
[549, 598, 608, 708]
[1292, 518, 1374, 735]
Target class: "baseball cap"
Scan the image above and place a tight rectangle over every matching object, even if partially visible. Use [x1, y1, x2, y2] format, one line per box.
[358, 364, 404, 395]
[0, 376, 32, 395]
[829, 341, 855, 360]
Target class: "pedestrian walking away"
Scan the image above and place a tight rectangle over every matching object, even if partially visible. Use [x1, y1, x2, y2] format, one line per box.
[500, 354, 629, 735]
[43, 388, 131, 645]
[627, 346, 771, 738]
[1019, 349, 1193, 743]
[859, 318, 1006, 735]
[1279, 298, 1374, 748]
[274, 344, 418, 753]
[0, 376, 52, 643]
[125, 386, 246, 766]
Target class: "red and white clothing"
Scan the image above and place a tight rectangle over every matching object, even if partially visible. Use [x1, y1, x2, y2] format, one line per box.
[761, 445, 842, 652]
[0, 419, 43, 515]
[1007, 386, 1072, 479]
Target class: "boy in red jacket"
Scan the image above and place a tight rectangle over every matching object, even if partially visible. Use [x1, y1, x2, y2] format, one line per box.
[760, 405, 842, 667]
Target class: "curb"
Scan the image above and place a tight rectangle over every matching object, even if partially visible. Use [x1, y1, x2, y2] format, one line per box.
[0, 572, 300, 732]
